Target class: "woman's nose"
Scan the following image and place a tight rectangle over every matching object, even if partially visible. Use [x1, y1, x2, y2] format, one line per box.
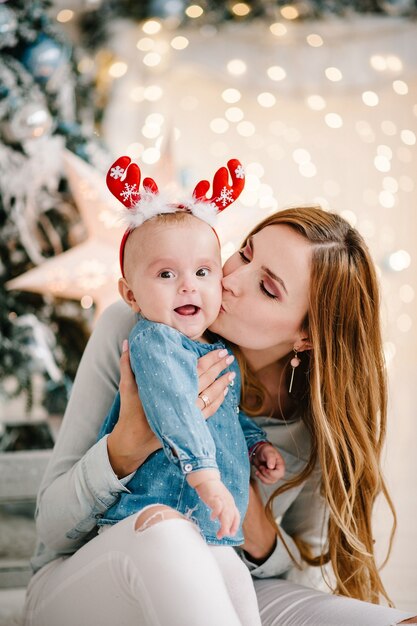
[221, 269, 242, 296]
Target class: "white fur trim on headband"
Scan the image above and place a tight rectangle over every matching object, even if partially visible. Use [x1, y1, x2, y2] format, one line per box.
[179, 198, 218, 227]
[118, 190, 219, 230]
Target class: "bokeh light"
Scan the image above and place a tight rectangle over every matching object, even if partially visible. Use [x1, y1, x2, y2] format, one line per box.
[222, 88, 241, 103]
[142, 20, 161, 34]
[270, 22, 287, 36]
[362, 91, 379, 106]
[267, 66, 286, 81]
[307, 33, 323, 47]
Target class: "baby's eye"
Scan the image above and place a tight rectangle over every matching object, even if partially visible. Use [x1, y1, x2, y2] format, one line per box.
[196, 268, 210, 277]
[159, 270, 175, 279]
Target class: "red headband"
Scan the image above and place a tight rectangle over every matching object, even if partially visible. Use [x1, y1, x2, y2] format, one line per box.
[106, 157, 245, 276]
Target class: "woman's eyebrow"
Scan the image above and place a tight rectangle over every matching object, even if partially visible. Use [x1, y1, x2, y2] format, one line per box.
[249, 236, 288, 295]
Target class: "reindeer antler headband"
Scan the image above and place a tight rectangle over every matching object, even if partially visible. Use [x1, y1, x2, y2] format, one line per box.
[106, 156, 245, 275]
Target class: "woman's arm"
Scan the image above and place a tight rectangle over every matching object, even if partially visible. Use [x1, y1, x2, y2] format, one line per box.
[35, 301, 138, 553]
[107, 342, 162, 478]
[240, 481, 301, 578]
[240, 463, 328, 587]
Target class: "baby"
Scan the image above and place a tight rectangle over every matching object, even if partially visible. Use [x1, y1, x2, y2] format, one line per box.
[98, 158, 285, 622]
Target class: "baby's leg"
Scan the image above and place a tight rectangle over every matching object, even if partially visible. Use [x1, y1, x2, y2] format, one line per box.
[209, 545, 262, 626]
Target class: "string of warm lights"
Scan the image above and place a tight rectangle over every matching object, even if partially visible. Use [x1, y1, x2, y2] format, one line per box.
[56, 1, 417, 30]
[47, 5, 417, 360]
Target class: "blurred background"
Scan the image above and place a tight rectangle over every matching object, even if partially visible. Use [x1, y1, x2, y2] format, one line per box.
[0, 0, 416, 618]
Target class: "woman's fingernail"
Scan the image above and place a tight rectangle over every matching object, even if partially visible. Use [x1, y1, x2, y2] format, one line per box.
[228, 371, 236, 382]
[224, 387, 229, 396]
[225, 355, 235, 365]
[218, 349, 228, 358]
[122, 339, 128, 353]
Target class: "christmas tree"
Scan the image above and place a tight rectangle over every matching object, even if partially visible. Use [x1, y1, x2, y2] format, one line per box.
[0, 0, 103, 422]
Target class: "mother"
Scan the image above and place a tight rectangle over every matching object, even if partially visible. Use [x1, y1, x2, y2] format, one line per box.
[24, 206, 416, 625]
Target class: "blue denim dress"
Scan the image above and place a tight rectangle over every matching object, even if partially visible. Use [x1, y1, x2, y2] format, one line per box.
[98, 316, 267, 546]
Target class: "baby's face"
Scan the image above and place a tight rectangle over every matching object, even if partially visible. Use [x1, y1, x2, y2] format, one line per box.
[122, 217, 223, 341]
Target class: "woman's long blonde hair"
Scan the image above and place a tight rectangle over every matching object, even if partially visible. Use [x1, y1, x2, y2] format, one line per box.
[238, 206, 396, 604]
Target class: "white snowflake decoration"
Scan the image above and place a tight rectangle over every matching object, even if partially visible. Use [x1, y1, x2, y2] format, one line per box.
[110, 165, 125, 179]
[216, 186, 234, 207]
[120, 183, 139, 203]
[235, 165, 245, 179]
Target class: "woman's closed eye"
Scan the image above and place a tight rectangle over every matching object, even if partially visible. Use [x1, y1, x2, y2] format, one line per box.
[238, 248, 280, 301]
[259, 281, 278, 300]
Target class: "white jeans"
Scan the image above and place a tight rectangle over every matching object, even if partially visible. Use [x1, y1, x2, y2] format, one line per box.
[24, 513, 261, 626]
[24, 513, 413, 626]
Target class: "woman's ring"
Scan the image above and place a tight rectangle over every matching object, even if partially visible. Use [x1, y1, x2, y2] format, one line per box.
[200, 393, 210, 409]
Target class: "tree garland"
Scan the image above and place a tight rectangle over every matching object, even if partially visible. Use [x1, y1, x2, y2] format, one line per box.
[78, 0, 417, 49]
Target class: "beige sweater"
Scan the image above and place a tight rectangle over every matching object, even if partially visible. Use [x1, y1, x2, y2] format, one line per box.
[33, 300, 327, 587]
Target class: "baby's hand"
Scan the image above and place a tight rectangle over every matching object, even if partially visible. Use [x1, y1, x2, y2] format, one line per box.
[189, 471, 240, 539]
[251, 442, 285, 484]
[197, 479, 240, 539]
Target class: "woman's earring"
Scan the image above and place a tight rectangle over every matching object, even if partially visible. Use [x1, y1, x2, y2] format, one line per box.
[288, 349, 301, 394]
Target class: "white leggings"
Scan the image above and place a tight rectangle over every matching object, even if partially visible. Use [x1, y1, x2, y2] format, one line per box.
[24, 513, 414, 626]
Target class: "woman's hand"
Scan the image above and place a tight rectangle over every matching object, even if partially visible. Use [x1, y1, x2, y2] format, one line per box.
[196, 348, 236, 417]
[242, 480, 277, 563]
[107, 340, 161, 478]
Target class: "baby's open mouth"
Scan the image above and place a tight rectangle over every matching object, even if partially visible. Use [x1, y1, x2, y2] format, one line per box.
[174, 305, 201, 316]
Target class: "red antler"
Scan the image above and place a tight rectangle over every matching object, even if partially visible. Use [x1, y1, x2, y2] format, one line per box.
[106, 156, 158, 208]
[192, 159, 245, 211]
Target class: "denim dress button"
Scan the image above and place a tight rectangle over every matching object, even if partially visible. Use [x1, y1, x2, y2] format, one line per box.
[184, 463, 193, 472]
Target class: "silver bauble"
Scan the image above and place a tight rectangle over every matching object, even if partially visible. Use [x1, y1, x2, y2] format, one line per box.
[3, 102, 53, 142]
[21, 36, 67, 84]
